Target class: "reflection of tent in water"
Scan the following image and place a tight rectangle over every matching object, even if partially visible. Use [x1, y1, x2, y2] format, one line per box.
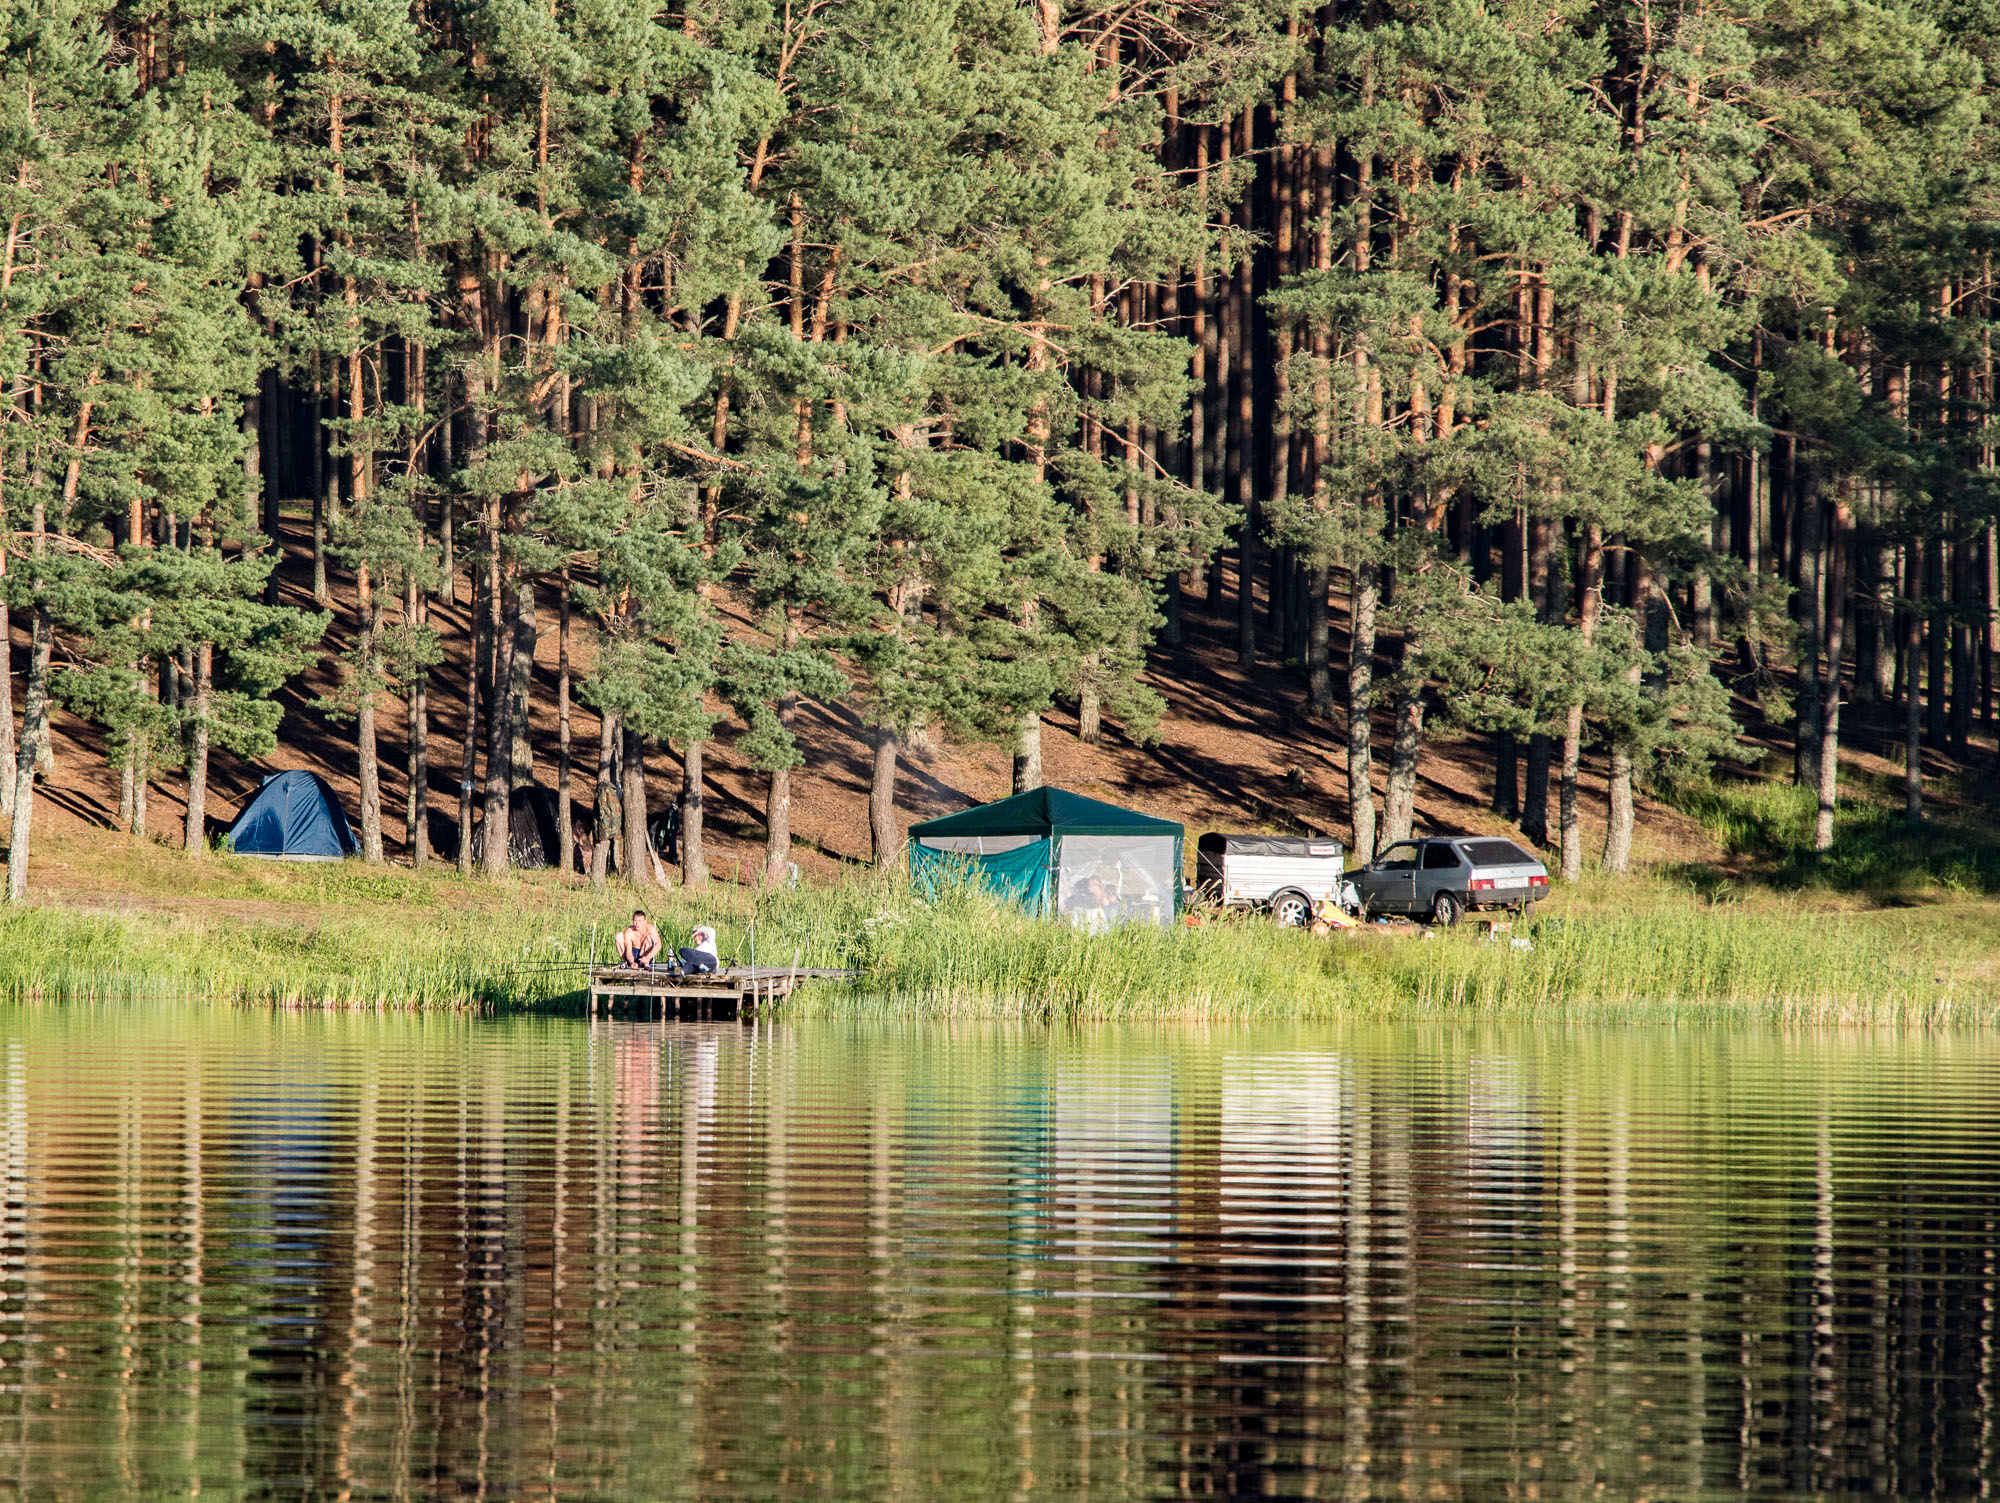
[225, 770, 358, 860]
[470, 785, 564, 870]
[908, 787, 1183, 929]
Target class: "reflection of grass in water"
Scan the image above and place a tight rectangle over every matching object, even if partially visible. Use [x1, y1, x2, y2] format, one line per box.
[4, 843, 1993, 1021]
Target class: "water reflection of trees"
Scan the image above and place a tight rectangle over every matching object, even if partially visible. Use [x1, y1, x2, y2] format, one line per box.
[0, 1012, 1992, 1500]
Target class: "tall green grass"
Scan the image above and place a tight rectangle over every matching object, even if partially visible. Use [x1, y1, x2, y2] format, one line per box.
[739, 877, 1993, 1025]
[3, 859, 1992, 1023]
[0, 899, 600, 1008]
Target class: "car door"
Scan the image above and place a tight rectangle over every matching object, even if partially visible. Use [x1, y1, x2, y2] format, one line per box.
[1357, 841, 1419, 913]
[1417, 840, 1465, 911]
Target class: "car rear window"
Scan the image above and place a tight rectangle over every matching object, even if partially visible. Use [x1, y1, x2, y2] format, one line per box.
[1460, 839, 1536, 865]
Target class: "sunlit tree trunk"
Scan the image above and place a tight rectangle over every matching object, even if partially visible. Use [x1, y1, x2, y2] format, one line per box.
[1560, 524, 1604, 883]
[556, 574, 573, 876]
[1816, 503, 1850, 850]
[681, 736, 708, 887]
[871, 724, 900, 869]
[6, 606, 51, 902]
[621, 726, 652, 888]
[591, 708, 616, 889]
[1347, 556, 1378, 860]
[184, 644, 212, 858]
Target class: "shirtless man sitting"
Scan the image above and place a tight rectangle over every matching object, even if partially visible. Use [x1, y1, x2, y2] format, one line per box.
[616, 910, 662, 970]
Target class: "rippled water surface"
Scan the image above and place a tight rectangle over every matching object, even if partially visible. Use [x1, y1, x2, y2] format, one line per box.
[0, 1006, 1996, 1499]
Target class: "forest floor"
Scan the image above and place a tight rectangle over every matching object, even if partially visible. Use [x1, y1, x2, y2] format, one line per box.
[14, 498, 2000, 943]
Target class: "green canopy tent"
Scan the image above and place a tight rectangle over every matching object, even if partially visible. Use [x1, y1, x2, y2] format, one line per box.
[908, 787, 1184, 929]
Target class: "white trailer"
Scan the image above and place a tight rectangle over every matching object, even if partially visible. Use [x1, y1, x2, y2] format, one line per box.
[1195, 833, 1348, 926]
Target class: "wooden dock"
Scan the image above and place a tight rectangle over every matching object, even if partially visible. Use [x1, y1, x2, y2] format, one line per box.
[586, 963, 859, 1019]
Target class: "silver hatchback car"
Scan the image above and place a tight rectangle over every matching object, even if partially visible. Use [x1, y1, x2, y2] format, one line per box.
[1350, 836, 1549, 925]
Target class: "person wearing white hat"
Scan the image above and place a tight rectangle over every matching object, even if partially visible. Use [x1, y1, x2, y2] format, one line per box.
[676, 924, 719, 975]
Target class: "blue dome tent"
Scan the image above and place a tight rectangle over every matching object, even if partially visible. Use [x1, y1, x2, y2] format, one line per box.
[908, 787, 1183, 929]
[225, 771, 359, 860]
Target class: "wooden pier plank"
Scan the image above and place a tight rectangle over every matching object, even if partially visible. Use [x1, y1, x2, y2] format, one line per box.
[584, 962, 858, 1019]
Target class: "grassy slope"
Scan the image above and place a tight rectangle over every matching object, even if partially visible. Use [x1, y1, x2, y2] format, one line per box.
[35, 511, 1998, 895]
[9, 810, 1999, 1022]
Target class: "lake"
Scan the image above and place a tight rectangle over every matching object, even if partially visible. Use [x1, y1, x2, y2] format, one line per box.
[0, 1004, 1993, 1499]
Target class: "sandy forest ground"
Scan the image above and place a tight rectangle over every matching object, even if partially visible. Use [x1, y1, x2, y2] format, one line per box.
[17, 500, 2000, 923]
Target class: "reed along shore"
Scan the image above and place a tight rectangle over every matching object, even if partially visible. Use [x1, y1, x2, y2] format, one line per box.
[2, 842, 1995, 1024]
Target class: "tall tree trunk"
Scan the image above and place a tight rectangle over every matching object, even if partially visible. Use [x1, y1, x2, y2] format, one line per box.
[406, 576, 428, 869]
[1853, 542, 1879, 702]
[1905, 543, 1924, 829]
[456, 569, 483, 876]
[1305, 562, 1333, 717]
[1876, 543, 1898, 701]
[1346, 558, 1378, 859]
[0, 544, 13, 822]
[591, 708, 616, 889]
[1794, 486, 1823, 788]
[1208, 129, 1232, 613]
[680, 736, 708, 887]
[1012, 710, 1043, 794]
[1602, 741, 1636, 873]
[1986, 524, 1998, 727]
[407, 675, 428, 868]
[621, 726, 652, 888]
[481, 552, 516, 875]
[1493, 734, 1518, 818]
[4, 606, 50, 902]
[132, 730, 148, 841]
[356, 568, 383, 864]
[511, 575, 537, 785]
[1925, 535, 1947, 748]
[1560, 524, 1604, 883]
[1524, 738, 1552, 846]
[764, 762, 792, 887]
[311, 347, 328, 606]
[1815, 503, 1850, 850]
[1523, 521, 1553, 846]
[1693, 438, 1719, 648]
[1233, 155, 1258, 669]
[1602, 556, 1653, 874]
[1381, 674, 1425, 845]
[1950, 535, 1974, 758]
[556, 574, 572, 876]
[870, 723, 900, 869]
[259, 359, 282, 607]
[119, 747, 135, 831]
[184, 643, 212, 858]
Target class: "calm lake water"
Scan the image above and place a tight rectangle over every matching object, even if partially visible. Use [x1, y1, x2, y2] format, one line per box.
[0, 1006, 1994, 1500]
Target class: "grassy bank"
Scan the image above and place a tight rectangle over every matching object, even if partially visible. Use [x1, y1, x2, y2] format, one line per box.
[4, 830, 1998, 1022]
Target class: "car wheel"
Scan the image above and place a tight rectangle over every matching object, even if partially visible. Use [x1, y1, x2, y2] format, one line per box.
[1432, 891, 1464, 927]
[1270, 891, 1313, 928]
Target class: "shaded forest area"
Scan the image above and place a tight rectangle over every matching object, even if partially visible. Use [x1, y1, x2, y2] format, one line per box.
[4, 0, 1999, 899]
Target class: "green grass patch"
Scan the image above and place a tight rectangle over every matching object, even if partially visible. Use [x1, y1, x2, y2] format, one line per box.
[1659, 776, 2000, 900]
[4, 838, 1994, 1023]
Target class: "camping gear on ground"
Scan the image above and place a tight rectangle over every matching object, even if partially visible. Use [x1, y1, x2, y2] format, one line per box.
[1349, 836, 1549, 925]
[1195, 833, 1348, 926]
[1310, 893, 1360, 934]
[225, 770, 360, 860]
[908, 787, 1183, 930]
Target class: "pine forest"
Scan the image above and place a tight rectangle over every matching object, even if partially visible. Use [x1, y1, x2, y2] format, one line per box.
[3, 0, 1998, 896]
